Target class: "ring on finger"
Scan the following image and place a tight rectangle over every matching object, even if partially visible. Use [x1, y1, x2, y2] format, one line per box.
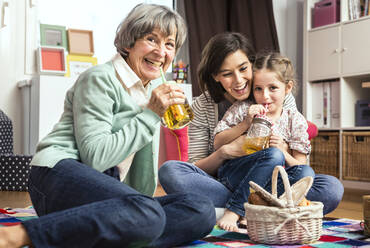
[168, 92, 172, 98]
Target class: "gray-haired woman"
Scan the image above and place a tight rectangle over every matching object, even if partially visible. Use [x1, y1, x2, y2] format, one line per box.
[0, 4, 215, 248]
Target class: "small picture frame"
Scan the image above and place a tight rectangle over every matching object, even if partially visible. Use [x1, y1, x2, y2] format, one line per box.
[66, 54, 97, 78]
[67, 29, 94, 56]
[37, 46, 67, 75]
[40, 24, 68, 50]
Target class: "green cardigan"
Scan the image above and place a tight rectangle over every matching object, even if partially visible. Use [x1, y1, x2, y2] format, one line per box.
[30, 61, 161, 196]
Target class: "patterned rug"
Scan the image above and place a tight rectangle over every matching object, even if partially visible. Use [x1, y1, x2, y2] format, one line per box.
[1, 207, 369, 247]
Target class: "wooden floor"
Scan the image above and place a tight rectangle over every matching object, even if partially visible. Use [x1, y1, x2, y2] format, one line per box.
[1, 186, 369, 220]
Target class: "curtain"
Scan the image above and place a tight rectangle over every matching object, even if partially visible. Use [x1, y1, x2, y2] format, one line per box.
[183, 0, 280, 97]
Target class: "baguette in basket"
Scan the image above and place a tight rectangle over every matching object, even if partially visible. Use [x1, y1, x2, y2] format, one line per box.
[244, 166, 323, 245]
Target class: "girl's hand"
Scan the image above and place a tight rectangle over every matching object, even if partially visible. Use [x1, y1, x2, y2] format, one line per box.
[244, 104, 268, 127]
[147, 82, 186, 117]
[269, 134, 288, 152]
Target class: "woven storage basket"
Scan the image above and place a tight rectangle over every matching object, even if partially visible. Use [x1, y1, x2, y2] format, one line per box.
[309, 131, 339, 178]
[244, 166, 323, 244]
[342, 131, 370, 182]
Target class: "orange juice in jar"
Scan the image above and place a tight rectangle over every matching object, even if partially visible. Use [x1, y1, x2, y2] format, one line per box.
[242, 136, 270, 155]
[243, 115, 272, 155]
[162, 99, 194, 130]
[160, 67, 194, 130]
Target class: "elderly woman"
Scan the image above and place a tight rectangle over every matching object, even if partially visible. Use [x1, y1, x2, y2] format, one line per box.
[0, 4, 215, 248]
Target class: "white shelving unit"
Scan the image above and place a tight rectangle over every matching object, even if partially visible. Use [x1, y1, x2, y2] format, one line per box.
[303, 0, 370, 189]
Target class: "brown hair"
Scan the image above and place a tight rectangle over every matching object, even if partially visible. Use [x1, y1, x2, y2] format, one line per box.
[253, 52, 297, 93]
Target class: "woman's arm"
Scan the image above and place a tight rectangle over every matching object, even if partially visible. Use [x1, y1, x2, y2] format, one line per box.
[73, 69, 184, 171]
[213, 103, 267, 150]
[188, 94, 247, 176]
[196, 135, 248, 176]
[188, 94, 215, 163]
[213, 121, 248, 150]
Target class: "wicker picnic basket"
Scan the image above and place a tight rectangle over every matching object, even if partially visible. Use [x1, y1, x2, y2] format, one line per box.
[244, 166, 323, 244]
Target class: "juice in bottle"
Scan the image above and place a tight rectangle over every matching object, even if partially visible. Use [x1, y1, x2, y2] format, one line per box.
[242, 136, 270, 155]
[160, 68, 194, 130]
[243, 115, 272, 155]
[162, 102, 194, 130]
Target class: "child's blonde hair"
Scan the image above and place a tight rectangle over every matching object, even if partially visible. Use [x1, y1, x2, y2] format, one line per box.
[253, 52, 297, 94]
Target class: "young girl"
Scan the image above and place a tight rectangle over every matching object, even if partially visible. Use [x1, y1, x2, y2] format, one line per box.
[213, 52, 311, 231]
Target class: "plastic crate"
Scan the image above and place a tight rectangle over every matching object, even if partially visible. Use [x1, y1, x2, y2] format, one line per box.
[342, 131, 370, 182]
[309, 131, 339, 178]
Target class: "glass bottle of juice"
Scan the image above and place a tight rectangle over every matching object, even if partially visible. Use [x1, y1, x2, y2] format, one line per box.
[242, 114, 272, 155]
[160, 68, 194, 130]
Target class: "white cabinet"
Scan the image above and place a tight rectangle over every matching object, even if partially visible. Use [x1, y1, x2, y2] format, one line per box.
[341, 18, 370, 75]
[308, 18, 370, 81]
[18, 75, 75, 154]
[303, 0, 370, 190]
[308, 26, 340, 80]
[304, 0, 370, 128]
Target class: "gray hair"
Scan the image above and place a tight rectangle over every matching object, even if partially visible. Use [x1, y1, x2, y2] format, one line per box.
[114, 3, 187, 57]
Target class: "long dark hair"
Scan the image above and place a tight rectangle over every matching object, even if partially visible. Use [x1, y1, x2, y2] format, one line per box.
[197, 32, 255, 103]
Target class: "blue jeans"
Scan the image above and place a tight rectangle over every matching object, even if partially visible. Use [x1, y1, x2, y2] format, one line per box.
[159, 148, 343, 216]
[24, 159, 215, 248]
[217, 148, 285, 216]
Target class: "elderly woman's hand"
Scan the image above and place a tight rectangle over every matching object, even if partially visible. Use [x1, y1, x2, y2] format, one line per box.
[219, 135, 247, 160]
[148, 81, 186, 117]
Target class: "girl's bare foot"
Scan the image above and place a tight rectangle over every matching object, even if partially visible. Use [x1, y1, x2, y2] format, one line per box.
[0, 225, 31, 248]
[216, 209, 240, 232]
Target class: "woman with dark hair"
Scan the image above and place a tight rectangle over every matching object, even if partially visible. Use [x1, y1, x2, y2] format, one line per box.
[0, 4, 215, 248]
[159, 32, 343, 231]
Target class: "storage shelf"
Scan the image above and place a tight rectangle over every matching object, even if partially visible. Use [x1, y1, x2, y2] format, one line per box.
[304, 0, 370, 190]
[342, 180, 370, 190]
[308, 14, 370, 32]
[308, 22, 340, 32]
[319, 127, 370, 131]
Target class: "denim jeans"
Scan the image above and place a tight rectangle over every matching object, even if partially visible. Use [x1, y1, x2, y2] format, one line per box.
[216, 148, 286, 216]
[24, 159, 215, 248]
[159, 148, 343, 216]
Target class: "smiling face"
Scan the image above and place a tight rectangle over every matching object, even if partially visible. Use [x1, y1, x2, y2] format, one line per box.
[212, 50, 253, 101]
[125, 28, 176, 86]
[253, 69, 293, 118]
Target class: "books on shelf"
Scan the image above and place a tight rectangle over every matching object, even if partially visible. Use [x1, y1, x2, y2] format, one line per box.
[312, 82, 324, 127]
[349, 0, 370, 20]
[330, 81, 340, 128]
[311, 80, 340, 128]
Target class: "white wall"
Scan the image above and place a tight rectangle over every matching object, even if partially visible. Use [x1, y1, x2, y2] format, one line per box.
[37, 0, 173, 66]
[0, 0, 172, 154]
[0, 0, 32, 154]
[273, 0, 304, 112]
[1, 0, 302, 154]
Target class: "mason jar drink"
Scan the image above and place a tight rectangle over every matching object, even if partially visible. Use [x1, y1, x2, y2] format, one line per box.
[162, 97, 194, 130]
[242, 114, 272, 155]
[160, 68, 193, 130]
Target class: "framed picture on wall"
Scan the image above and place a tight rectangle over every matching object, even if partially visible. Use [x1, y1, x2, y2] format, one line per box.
[37, 46, 67, 75]
[40, 24, 68, 50]
[67, 29, 94, 56]
[66, 54, 97, 78]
